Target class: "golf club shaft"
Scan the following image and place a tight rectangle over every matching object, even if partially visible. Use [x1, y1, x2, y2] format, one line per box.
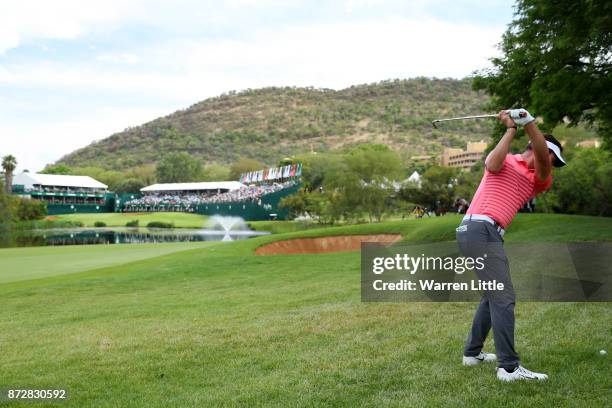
[432, 114, 497, 128]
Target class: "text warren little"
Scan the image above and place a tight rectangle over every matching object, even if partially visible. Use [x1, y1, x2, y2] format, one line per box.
[372, 280, 505, 291]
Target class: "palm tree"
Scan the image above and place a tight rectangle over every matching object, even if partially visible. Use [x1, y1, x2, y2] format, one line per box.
[2, 155, 17, 194]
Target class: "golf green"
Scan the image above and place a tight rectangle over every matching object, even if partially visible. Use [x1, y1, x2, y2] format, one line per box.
[55, 212, 208, 228]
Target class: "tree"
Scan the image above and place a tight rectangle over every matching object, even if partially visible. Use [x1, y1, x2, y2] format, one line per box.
[281, 146, 402, 223]
[126, 164, 156, 186]
[202, 163, 231, 181]
[333, 144, 402, 222]
[40, 164, 73, 175]
[345, 144, 402, 183]
[114, 178, 146, 193]
[228, 157, 264, 181]
[293, 152, 344, 191]
[0, 179, 11, 235]
[473, 0, 612, 149]
[400, 165, 458, 211]
[2, 155, 17, 194]
[279, 189, 309, 219]
[155, 152, 204, 183]
[542, 148, 612, 216]
[14, 198, 47, 221]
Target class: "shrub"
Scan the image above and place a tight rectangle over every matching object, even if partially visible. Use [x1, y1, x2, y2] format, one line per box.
[125, 219, 139, 227]
[146, 221, 174, 229]
[13, 219, 84, 230]
[14, 197, 47, 221]
[94, 221, 107, 227]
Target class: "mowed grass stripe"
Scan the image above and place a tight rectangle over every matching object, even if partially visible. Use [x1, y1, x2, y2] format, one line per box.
[0, 242, 214, 284]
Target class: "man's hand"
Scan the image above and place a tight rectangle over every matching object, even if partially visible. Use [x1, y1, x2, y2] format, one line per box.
[506, 108, 535, 126]
[497, 110, 516, 128]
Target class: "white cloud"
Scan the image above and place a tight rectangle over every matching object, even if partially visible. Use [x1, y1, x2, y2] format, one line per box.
[0, 2, 505, 172]
[96, 53, 140, 64]
[0, 0, 144, 53]
[0, 17, 502, 95]
[0, 107, 167, 172]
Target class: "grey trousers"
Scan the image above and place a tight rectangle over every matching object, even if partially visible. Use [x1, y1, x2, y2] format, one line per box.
[456, 220, 519, 370]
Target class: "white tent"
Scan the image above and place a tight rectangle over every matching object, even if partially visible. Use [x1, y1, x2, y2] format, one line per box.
[141, 181, 245, 193]
[403, 171, 422, 188]
[12, 173, 108, 190]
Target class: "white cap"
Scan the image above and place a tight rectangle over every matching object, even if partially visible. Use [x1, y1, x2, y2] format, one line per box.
[546, 141, 566, 167]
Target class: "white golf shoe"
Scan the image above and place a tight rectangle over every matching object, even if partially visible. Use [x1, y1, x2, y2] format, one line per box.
[496, 365, 548, 382]
[462, 352, 497, 366]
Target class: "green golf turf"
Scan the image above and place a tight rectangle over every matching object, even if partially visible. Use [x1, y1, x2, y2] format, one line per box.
[0, 214, 610, 407]
[55, 212, 208, 228]
[0, 242, 214, 284]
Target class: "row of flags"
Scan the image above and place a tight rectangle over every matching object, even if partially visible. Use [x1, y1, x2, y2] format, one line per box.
[240, 163, 302, 184]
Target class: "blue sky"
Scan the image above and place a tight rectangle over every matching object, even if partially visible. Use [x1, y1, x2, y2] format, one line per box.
[0, 0, 515, 172]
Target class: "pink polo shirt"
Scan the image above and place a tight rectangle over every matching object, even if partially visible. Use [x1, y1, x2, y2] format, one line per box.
[467, 154, 552, 229]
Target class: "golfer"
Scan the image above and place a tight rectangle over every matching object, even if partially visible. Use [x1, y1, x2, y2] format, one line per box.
[456, 108, 566, 381]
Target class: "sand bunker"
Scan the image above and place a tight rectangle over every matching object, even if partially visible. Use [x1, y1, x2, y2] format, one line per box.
[255, 234, 402, 255]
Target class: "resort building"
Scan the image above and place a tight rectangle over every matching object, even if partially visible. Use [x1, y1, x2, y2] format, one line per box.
[441, 141, 487, 171]
[575, 139, 601, 148]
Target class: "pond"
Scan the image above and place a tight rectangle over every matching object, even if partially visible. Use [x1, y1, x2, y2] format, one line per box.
[0, 215, 271, 248]
[0, 227, 270, 248]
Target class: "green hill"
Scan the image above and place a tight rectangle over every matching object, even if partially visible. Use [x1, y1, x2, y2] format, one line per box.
[58, 78, 493, 169]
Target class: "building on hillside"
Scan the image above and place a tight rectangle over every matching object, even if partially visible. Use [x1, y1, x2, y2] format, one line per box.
[12, 173, 111, 213]
[140, 181, 246, 197]
[410, 155, 434, 165]
[441, 141, 487, 171]
[575, 139, 601, 148]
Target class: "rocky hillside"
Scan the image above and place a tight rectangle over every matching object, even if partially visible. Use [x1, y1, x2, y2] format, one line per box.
[58, 78, 492, 169]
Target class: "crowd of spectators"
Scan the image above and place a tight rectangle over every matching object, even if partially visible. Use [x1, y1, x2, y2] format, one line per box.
[124, 181, 296, 210]
[201, 181, 295, 204]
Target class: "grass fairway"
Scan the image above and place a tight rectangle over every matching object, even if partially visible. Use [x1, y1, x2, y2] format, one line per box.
[55, 212, 208, 228]
[0, 242, 213, 285]
[0, 214, 610, 407]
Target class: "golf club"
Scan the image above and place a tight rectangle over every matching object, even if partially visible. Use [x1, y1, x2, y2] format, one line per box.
[432, 114, 497, 129]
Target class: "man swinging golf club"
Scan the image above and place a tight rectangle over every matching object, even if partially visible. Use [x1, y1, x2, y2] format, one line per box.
[456, 108, 566, 381]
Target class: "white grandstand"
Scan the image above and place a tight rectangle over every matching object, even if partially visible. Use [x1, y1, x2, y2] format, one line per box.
[140, 181, 245, 195]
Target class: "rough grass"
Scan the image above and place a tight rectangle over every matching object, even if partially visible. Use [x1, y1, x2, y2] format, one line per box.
[56, 212, 208, 228]
[0, 214, 610, 407]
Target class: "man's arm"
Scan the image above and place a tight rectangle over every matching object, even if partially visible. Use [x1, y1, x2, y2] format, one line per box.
[484, 111, 517, 173]
[524, 122, 552, 181]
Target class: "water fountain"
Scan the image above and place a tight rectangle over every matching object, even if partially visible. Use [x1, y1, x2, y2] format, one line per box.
[204, 215, 268, 241]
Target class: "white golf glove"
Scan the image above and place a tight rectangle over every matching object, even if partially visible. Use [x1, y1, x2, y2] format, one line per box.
[506, 108, 535, 126]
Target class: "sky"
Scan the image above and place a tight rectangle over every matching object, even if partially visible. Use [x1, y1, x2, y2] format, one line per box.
[0, 0, 515, 172]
